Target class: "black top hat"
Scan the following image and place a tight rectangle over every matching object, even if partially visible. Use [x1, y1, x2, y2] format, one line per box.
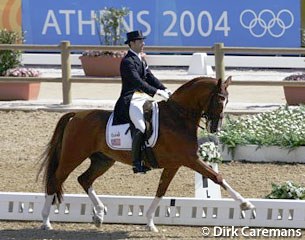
[125, 30, 146, 44]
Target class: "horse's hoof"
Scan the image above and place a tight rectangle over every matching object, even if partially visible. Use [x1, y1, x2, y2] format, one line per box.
[146, 224, 159, 232]
[240, 201, 255, 211]
[40, 224, 53, 230]
[92, 215, 103, 228]
[92, 205, 106, 228]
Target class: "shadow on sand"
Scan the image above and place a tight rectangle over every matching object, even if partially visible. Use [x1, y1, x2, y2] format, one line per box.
[0, 228, 129, 240]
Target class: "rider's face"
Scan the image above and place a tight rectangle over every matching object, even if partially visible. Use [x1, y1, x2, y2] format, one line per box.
[130, 39, 145, 54]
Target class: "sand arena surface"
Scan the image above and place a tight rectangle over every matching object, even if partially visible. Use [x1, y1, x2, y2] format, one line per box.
[1, 110, 305, 239]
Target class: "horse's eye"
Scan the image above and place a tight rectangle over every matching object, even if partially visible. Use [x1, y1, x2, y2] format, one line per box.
[219, 95, 226, 101]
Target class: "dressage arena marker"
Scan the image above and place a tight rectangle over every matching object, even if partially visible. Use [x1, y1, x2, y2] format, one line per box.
[1, 192, 305, 228]
[195, 165, 221, 199]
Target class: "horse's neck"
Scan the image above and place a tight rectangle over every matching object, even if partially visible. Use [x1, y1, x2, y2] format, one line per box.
[160, 100, 199, 142]
[166, 95, 203, 130]
[171, 78, 214, 110]
[170, 93, 202, 115]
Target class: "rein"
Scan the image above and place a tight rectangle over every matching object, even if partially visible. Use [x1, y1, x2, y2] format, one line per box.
[168, 89, 225, 131]
[167, 98, 206, 131]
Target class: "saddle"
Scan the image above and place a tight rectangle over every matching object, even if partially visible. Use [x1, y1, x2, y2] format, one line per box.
[106, 101, 159, 169]
[106, 101, 159, 148]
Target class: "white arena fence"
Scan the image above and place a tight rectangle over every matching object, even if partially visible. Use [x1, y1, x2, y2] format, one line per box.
[1, 192, 305, 228]
[22, 52, 305, 69]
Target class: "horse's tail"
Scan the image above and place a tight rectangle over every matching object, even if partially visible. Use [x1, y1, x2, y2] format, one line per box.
[36, 112, 75, 204]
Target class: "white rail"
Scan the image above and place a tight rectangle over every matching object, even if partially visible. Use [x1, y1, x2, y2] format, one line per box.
[0, 192, 304, 228]
[22, 53, 305, 69]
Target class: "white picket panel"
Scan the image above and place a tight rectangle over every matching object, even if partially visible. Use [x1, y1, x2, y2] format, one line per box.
[1, 192, 305, 228]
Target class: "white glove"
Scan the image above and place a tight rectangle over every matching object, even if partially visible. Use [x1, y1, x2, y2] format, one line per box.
[165, 88, 172, 96]
[156, 89, 170, 101]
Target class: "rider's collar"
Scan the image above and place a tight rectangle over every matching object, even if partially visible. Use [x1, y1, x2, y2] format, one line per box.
[129, 49, 142, 61]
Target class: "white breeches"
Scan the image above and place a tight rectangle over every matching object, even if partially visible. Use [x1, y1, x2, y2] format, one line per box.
[129, 93, 147, 133]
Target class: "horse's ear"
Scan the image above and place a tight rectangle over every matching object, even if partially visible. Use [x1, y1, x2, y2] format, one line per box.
[224, 76, 232, 87]
[217, 78, 222, 88]
[217, 76, 231, 88]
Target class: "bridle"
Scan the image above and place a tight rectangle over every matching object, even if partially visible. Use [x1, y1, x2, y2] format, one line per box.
[201, 90, 227, 132]
[168, 89, 226, 131]
[202, 91, 226, 122]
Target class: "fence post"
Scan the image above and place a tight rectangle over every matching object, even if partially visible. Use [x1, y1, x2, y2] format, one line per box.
[61, 41, 71, 104]
[214, 43, 225, 81]
[301, 0, 305, 47]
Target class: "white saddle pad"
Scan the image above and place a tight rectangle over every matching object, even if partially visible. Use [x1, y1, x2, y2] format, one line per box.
[106, 102, 159, 150]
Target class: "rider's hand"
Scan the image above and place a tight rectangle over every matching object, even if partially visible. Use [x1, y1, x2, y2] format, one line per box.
[165, 88, 172, 96]
[156, 89, 170, 101]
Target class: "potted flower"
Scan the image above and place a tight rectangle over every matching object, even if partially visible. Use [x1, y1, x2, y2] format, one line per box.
[1, 67, 41, 100]
[0, 29, 41, 100]
[198, 134, 223, 175]
[196, 134, 223, 198]
[198, 134, 223, 165]
[79, 7, 129, 77]
[283, 73, 305, 105]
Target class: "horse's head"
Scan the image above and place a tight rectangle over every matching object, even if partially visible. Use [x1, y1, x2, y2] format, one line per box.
[168, 76, 231, 133]
[203, 76, 231, 133]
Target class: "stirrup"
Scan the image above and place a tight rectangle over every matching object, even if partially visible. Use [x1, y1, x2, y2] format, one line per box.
[133, 166, 146, 174]
[132, 163, 150, 174]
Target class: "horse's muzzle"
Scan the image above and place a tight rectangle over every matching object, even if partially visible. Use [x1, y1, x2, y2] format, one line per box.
[207, 118, 223, 133]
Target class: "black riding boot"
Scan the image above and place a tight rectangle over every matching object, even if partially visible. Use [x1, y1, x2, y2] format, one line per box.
[132, 129, 146, 173]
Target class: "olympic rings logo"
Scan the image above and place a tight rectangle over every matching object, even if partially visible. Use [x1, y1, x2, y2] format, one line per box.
[240, 9, 294, 38]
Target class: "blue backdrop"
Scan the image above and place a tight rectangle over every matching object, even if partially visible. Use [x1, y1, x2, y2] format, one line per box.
[22, 0, 301, 47]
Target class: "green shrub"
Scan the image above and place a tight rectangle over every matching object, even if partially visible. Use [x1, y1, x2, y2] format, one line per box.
[94, 7, 130, 45]
[0, 29, 23, 76]
[266, 181, 305, 200]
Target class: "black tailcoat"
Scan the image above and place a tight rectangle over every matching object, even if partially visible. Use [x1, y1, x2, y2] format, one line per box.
[113, 50, 166, 124]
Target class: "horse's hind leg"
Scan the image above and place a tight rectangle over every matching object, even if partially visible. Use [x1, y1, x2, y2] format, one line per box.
[41, 163, 81, 230]
[78, 152, 115, 227]
[41, 153, 87, 230]
[41, 194, 55, 230]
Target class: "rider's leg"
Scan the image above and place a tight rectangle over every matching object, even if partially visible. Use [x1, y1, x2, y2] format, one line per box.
[131, 128, 145, 173]
[129, 96, 147, 173]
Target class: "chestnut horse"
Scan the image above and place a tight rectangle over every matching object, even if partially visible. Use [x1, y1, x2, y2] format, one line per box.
[37, 76, 254, 232]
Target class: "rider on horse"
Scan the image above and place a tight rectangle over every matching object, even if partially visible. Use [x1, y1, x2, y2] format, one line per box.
[113, 30, 172, 174]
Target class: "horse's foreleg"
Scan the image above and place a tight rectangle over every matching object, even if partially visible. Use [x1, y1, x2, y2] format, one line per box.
[187, 159, 255, 211]
[146, 197, 161, 232]
[41, 194, 55, 230]
[222, 179, 255, 211]
[146, 167, 179, 232]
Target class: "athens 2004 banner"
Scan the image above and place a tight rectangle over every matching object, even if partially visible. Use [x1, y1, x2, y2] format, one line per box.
[22, 0, 300, 47]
